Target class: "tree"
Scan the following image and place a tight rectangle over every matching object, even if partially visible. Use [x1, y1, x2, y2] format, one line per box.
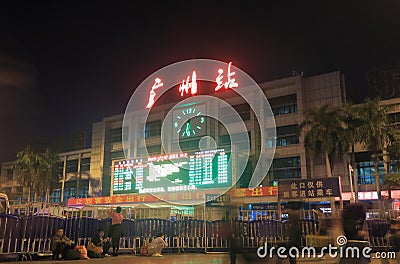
[383, 173, 400, 196]
[340, 103, 365, 201]
[300, 104, 348, 178]
[13, 146, 60, 202]
[357, 98, 393, 199]
[13, 146, 40, 201]
[37, 149, 60, 201]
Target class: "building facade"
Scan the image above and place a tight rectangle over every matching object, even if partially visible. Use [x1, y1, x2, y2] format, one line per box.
[88, 71, 349, 198]
[0, 148, 91, 202]
[3, 70, 399, 204]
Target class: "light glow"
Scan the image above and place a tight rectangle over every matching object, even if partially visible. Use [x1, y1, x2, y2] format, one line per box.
[145, 62, 240, 109]
[215, 62, 239, 91]
[179, 71, 198, 96]
[146, 78, 164, 108]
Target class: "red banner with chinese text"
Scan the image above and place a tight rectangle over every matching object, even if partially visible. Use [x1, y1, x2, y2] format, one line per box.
[68, 186, 278, 206]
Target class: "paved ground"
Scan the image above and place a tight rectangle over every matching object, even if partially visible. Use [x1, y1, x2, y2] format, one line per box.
[7, 253, 400, 264]
[0, 252, 398, 263]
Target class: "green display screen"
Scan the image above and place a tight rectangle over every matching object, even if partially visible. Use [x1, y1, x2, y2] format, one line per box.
[113, 149, 231, 194]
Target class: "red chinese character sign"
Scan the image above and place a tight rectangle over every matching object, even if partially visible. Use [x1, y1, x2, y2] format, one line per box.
[146, 78, 164, 108]
[179, 71, 198, 96]
[145, 62, 240, 108]
[122, 59, 276, 206]
[215, 62, 238, 91]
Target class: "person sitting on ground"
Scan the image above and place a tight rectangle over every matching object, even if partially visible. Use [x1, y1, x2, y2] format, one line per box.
[88, 228, 111, 258]
[147, 233, 168, 257]
[51, 228, 75, 260]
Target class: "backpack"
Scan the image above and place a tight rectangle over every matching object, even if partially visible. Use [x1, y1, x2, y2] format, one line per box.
[63, 249, 81, 260]
[140, 244, 148, 256]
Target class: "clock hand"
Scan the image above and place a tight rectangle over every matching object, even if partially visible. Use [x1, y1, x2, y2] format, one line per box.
[185, 122, 191, 137]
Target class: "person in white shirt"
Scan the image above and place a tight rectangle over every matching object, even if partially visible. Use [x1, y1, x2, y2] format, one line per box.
[148, 233, 168, 257]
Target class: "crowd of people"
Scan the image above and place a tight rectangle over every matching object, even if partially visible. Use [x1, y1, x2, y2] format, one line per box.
[50, 204, 400, 261]
[50, 206, 169, 260]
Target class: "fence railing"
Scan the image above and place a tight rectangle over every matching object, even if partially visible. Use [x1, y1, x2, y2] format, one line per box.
[1, 201, 399, 259]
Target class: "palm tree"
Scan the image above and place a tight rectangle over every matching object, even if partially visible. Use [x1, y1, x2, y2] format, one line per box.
[13, 146, 40, 201]
[14, 146, 60, 202]
[37, 149, 60, 202]
[357, 98, 400, 200]
[300, 104, 348, 178]
[340, 103, 365, 201]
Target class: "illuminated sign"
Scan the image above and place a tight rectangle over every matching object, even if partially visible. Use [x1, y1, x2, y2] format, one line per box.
[112, 149, 231, 195]
[146, 77, 164, 108]
[145, 61, 239, 109]
[278, 178, 341, 199]
[215, 62, 238, 91]
[179, 71, 198, 96]
[68, 186, 278, 206]
[206, 194, 230, 207]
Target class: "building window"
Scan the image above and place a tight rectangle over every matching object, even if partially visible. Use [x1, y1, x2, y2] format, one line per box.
[15, 187, 23, 193]
[276, 125, 299, 146]
[269, 94, 297, 116]
[138, 145, 161, 156]
[6, 169, 13, 180]
[356, 161, 384, 185]
[50, 189, 61, 203]
[269, 156, 301, 180]
[111, 150, 126, 160]
[218, 132, 251, 149]
[219, 103, 251, 122]
[4, 187, 12, 195]
[110, 127, 129, 143]
[145, 121, 162, 138]
[64, 188, 76, 201]
[81, 158, 91, 171]
[56, 161, 64, 176]
[147, 145, 161, 155]
[66, 159, 78, 173]
[179, 139, 201, 152]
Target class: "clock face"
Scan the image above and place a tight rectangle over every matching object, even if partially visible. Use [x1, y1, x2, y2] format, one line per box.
[173, 105, 206, 139]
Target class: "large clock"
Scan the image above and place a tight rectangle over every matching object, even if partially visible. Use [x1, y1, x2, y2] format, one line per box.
[173, 104, 206, 139]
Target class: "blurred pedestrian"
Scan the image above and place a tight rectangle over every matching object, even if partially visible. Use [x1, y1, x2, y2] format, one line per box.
[107, 206, 123, 256]
[287, 207, 302, 264]
[387, 219, 400, 251]
[341, 203, 368, 240]
[339, 203, 369, 264]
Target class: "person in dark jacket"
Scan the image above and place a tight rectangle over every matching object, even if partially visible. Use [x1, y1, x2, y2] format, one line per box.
[89, 228, 111, 258]
[342, 203, 368, 241]
[287, 208, 302, 264]
[51, 228, 75, 260]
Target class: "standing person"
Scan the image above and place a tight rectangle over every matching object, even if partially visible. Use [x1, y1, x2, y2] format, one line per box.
[287, 207, 302, 264]
[342, 203, 368, 241]
[147, 233, 168, 257]
[228, 234, 239, 264]
[108, 206, 123, 256]
[388, 219, 400, 251]
[340, 203, 369, 264]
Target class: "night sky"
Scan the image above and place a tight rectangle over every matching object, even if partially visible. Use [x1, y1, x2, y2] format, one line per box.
[0, 1, 399, 163]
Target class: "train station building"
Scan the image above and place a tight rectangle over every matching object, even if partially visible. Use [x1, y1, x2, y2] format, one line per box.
[2, 70, 400, 212]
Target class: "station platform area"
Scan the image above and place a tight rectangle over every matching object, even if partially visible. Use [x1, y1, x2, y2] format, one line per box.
[0, 252, 398, 264]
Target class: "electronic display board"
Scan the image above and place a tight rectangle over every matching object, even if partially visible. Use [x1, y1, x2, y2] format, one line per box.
[113, 149, 231, 194]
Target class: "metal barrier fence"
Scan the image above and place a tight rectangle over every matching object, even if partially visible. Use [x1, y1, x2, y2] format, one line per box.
[1, 202, 399, 260]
